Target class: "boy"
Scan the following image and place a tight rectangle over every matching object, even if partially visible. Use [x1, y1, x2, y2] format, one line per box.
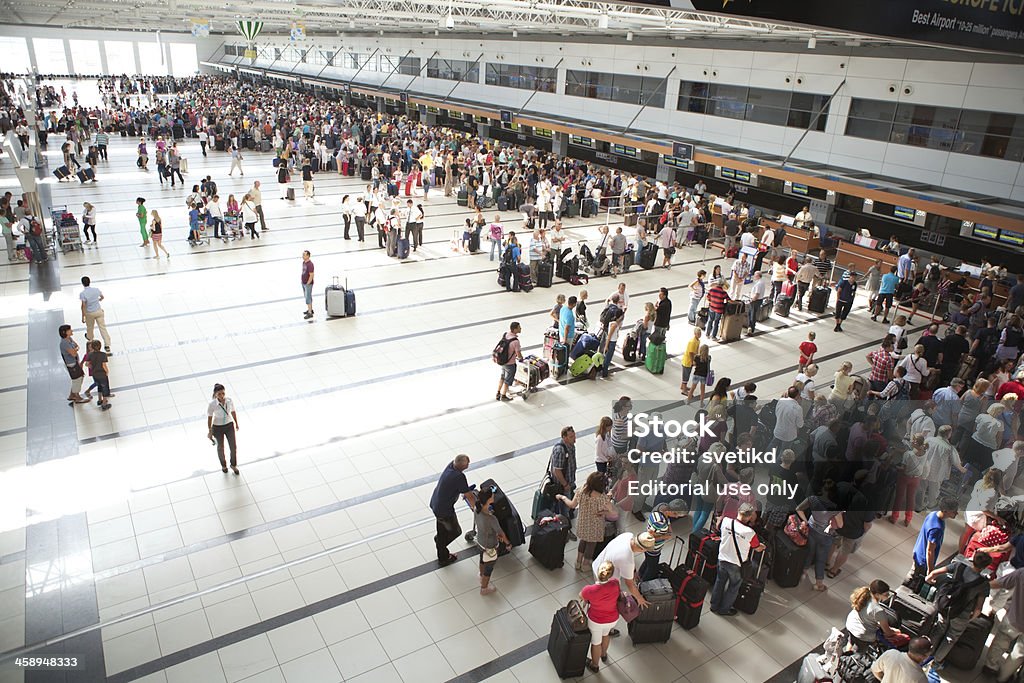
[188, 205, 203, 246]
[83, 340, 112, 410]
[798, 331, 817, 371]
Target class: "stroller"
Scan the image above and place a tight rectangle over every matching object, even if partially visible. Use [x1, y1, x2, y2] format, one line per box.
[578, 237, 611, 277]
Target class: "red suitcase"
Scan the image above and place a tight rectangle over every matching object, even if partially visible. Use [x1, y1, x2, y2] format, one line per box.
[404, 176, 413, 196]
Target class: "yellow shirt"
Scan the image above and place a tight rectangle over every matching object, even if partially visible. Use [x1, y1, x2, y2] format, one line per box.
[683, 337, 700, 367]
[419, 153, 433, 172]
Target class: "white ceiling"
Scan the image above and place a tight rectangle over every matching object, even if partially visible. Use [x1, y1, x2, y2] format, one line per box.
[6, 0, 927, 49]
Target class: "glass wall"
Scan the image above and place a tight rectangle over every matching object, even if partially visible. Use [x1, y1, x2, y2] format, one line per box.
[69, 39, 103, 75]
[845, 98, 1024, 162]
[565, 70, 666, 107]
[485, 64, 557, 93]
[0, 37, 31, 74]
[137, 41, 167, 75]
[33, 38, 69, 74]
[677, 81, 829, 131]
[104, 41, 137, 74]
[169, 43, 198, 76]
[426, 59, 479, 83]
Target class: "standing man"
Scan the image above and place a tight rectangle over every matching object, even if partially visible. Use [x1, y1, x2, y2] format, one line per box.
[250, 181, 267, 232]
[94, 128, 109, 162]
[428, 454, 476, 567]
[560, 296, 577, 345]
[653, 287, 672, 343]
[909, 498, 958, 586]
[729, 252, 751, 298]
[22, 214, 47, 264]
[771, 386, 804, 453]
[352, 194, 367, 243]
[898, 248, 916, 283]
[300, 251, 315, 320]
[873, 266, 900, 323]
[794, 206, 812, 228]
[834, 271, 858, 332]
[549, 426, 578, 537]
[228, 144, 244, 177]
[795, 256, 818, 311]
[747, 271, 767, 336]
[710, 503, 764, 616]
[79, 276, 112, 354]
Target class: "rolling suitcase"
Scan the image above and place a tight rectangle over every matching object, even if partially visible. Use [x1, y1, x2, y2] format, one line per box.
[261, 139, 272, 152]
[53, 165, 72, 180]
[397, 236, 410, 259]
[772, 530, 808, 588]
[517, 263, 533, 292]
[543, 327, 560, 360]
[552, 343, 569, 378]
[361, 166, 372, 181]
[808, 286, 831, 313]
[622, 332, 638, 363]
[775, 296, 794, 317]
[685, 529, 720, 585]
[468, 231, 481, 253]
[528, 515, 569, 570]
[547, 605, 590, 679]
[77, 167, 96, 183]
[638, 243, 658, 270]
[658, 538, 709, 630]
[797, 654, 834, 683]
[756, 300, 771, 322]
[733, 543, 768, 615]
[286, 187, 296, 201]
[627, 578, 675, 644]
[721, 307, 746, 342]
[536, 261, 554, 288]
[645, 342, 666, 375]
[325, 277, 351, 318]
[945, 614, 993, 669]
[498, 264, 511, 289]
[457, 189, 469, 207]
[886, 585, 938, 637]
[404, 176, 413, 196]
[569, 352, 602, 380]
[346, 163, 355, 177]
[622, 249, 635, 272]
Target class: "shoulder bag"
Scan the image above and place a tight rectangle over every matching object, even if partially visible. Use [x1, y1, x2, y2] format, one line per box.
[617, 593, 640, 623]
[727, 518, 755, 581]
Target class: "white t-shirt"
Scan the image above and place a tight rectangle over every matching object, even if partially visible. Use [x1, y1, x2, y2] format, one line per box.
[207, 397, 236, 426]
[592, 533, 636, 582]
[773, 398, 804, 442]
[719, 518, 758, 566]
[794, 373, 815, 400]
[870, 649, 927, 683]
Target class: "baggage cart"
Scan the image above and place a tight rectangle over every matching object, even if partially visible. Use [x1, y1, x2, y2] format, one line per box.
[50, 206, 82, 253]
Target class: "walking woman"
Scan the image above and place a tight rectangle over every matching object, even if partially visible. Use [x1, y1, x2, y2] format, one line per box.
[557, 471, 616, 570]
[149, 211, 170, 259]
[207, 383, 240, 474]
[135, 197, 150, 248]
[82, 203, 97, 244]
[277, 156, 290, 199]
[241, 194, 260, 239]
[580, 561, 620, 673]
[474, 484, 511, 595]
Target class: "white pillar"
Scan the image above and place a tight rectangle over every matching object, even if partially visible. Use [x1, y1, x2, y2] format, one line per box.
[63, 38, 74, 75]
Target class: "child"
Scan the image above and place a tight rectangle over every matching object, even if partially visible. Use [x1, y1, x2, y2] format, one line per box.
[799, 331, 817, 371]
[188, 205, 203, 246]
[83, 340, 112, 410]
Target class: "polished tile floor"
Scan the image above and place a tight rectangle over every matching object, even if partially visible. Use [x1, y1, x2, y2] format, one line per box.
[0, 100, 987, 683]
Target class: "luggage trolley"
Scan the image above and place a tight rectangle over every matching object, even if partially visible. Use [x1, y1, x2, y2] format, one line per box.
[511, 354, 550, 400]
[50, 205, 82, 253]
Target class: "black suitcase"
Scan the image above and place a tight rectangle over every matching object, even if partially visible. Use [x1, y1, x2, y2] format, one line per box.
[457, 189, 469, 207]
[477, 478, 512, 520]
[77, 167, 95, 183]
[685, 529, 720, 585]
[628, 578, 675, 644]
[638, 243, 658, 270]
[733, 546, 769, 615]
[537, 261, 554, 288]
[53, 165, 71, 180]
[622, 333, 638, 363]
[517, 262, 533, 292]
[775, 296, 794, 317]
[528, 515, 569, 570]
[361, 166, 372, 181]
[552, 343, 569, 378]
[772, 530, 808, 588]
[886, 586, 938, 637]
[808, 286, 831, 313]
[286, 188, 296, 201]
[468, 232, 481, 253]
[215, 138, 225, 151]
[660, 539, 709, 630]
[547, 606, 590, 679]
[397, 236, 410, 259]
[498, 264, 511, 289]
[945, 614, 993, 669]
[497, 195, 509, 211]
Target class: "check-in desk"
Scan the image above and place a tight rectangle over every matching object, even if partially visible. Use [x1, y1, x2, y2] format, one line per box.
[836, 242, 898, 277]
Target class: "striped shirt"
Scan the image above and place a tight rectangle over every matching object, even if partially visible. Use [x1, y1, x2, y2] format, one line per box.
[707, 286, 729, 314]
[94, 132, 109, 147]
[814, 257, 832, 279]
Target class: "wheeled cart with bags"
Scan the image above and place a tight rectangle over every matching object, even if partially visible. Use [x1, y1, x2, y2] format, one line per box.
[512, 355, 550, 400]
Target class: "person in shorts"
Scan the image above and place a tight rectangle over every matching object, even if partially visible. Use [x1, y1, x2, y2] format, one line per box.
[474, 485, 511, 595]
[496, 322, 523, 401]
[83, 339, 112, 410]
[580, 561, 620, 673]
[301, 250, 315, 320]
[680, 327, 702, 394]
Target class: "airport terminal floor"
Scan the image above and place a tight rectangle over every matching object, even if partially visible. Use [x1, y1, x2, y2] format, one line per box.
[0, 80, 1010, 683]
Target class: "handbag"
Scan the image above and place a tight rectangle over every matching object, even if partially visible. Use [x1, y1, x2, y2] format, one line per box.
[784, 514, 809, 547]
[67, 362, 84, 380]
[566, 600, 588, 631]
[706, 369, 715, 386]
[617, 593, 641, 623]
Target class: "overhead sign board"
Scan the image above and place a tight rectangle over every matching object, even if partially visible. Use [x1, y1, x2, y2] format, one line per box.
[671, 142, 693, 160]
[659, 0, 1024, 55]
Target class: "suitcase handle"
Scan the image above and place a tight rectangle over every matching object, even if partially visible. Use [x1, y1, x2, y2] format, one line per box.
[667, 535, 686, 569]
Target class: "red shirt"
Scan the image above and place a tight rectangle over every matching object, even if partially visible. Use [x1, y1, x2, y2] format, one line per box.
[581, 579, 620, 624]
[799, 341, 817, 365]
[966, 525, 1010, 570]
[997, 380, 1024, 401]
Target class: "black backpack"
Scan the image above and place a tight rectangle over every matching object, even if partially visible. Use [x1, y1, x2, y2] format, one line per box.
[600, 304, 621, 327]
[501, 244, 515, 265]
[935, 561, 988, 617]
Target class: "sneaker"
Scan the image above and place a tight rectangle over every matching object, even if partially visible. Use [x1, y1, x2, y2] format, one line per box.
[438, 554, 458, 567]
[718, 608, 738, 616]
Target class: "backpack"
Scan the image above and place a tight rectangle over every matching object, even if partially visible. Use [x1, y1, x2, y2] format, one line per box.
[501, 243, 515, 265]
[934, 561, 987, 617]
[600, 303, 621, 328]
[29, 219, 43, 237]
[492, 335, 514, 365]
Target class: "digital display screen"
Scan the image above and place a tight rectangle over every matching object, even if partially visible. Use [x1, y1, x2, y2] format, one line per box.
[612, 144, 638, 158]
[721, 168, 735, 179]
[426, 106, 440, 114]
[672, 142, 694, 160]
[893, 205, 917, 221]
[998, 232, 1023, 247]
[400, 92, 409, 103]
[973, 225, 999, 240]
[663, 156, 690, 169]
[500, 110, 512, 124]
[473, 115, 489, 123]
[570, 135, 594, 146]
[734, 170, 751, 183]
[791, 183, 809, 196]
[534, 128, 553, 138]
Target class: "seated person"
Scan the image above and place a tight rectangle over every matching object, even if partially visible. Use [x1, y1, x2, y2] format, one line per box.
[570, 332, 601, 360]
[846, 579, 909, 650]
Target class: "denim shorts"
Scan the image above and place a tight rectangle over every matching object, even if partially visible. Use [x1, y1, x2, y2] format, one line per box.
[302, 283, 313, 305]
[501, 363, 516, 385]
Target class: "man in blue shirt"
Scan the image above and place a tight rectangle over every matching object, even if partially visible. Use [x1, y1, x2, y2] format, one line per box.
[872, 266, 900, 323]
[429, 455, 476, 566]
[559, 296, 577, 344]
[911, 498, 957, 581]
[834, 271, 858, 332]
[897, 248, 916, 282]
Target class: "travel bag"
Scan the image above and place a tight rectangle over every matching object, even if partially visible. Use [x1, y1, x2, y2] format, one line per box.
[77, 167, 96, 183]
[733, 538, 769, 615]
[685, 529, 720, 585]
[53, 165, 72, 180]
[772, 530, 808, 588]
[627, 578, 675, 644]
[645, 342, 666, 374]
[638, 243, 658, 270]
[457, 188, 469, 207]
[775, 296, 794, 317]
[397, 235, 410, 259]
[537, 260, 554, 288]
[808, 286, 831, 313]
[325, 277, 354, 318]
[622, 332, 639, 363]
[945, 614, 994, 669]
[797, 654, 834, 683]
[547, 603, 590, 678]
[529, 514, 570, 570]
[552, 343, 569, 378]
[886, 585, 938, 637]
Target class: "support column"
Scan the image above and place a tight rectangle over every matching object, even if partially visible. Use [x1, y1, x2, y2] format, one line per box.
[63, 38, 74, 76]
[552, 131, 567, 156]
[132, 41, 142, 75]
[25, 37, 39, 75]
[98, 41, 110, 76]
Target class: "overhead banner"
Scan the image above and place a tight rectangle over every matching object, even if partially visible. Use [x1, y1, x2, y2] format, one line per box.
[665, 0, 1024, 55]
[190, 18, 211, 38]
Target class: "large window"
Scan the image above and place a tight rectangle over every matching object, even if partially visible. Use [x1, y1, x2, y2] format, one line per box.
[0, 37, 31, 74]
[33, 38, 69, 75]
[169, 43, 198, 76]
[565, 70, 665, 107]
[398, 56, 420, 76]
[845, 98, 1024, 162]
[137, 41, 167, 75]
[69, 40, 102, 75]
[485, 63, 557, 93]
[105, 41, 137, 74]
[426, 58, 479, 83]
[677, 81, 829, 131]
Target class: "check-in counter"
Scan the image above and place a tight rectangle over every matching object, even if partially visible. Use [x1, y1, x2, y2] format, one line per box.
[836, 242, 898, 278]
[943, 271, 1010, 308]
[762, 220, 820, 257]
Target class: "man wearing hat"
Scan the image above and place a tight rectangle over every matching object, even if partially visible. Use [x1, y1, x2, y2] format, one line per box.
[593, 531, 657, 634]
[711, 503, 764, 616]
[637, 504, 687, 581]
